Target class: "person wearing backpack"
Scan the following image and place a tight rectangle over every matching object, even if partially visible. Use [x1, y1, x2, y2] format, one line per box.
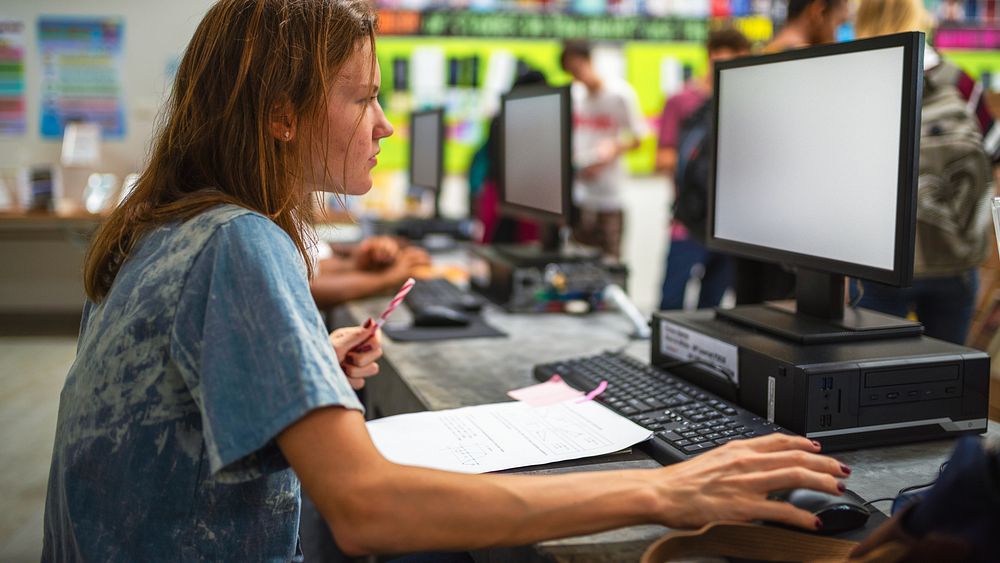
[656, 29, 750, 310]
[851, 0, 998, 345]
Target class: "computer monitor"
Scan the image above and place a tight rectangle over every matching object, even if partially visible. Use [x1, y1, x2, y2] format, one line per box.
[497, 84, 573, 254]
[409, 107, 444, 217]
[708, 32, 925, 343]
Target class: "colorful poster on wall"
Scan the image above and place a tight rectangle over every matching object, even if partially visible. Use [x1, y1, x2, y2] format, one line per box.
[0, 20, 26, 135]
[38, 16, 125, 139]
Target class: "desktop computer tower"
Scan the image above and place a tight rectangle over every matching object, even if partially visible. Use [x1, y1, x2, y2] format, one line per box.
[650, 310, 990, 452]
[468, 245, 627, 312]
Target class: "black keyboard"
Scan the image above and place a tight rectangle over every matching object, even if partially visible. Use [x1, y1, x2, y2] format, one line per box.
[533, 351, 789, 464]
[406, 278, 486, 315]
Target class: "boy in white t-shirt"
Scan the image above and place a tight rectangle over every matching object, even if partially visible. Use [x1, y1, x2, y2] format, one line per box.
[561, 40, 649, 260]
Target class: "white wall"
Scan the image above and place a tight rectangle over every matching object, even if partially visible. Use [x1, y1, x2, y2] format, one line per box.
[0, 0, 214, 189]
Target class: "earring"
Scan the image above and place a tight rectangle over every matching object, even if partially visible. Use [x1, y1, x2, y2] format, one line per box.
[284, 131, 291, 141]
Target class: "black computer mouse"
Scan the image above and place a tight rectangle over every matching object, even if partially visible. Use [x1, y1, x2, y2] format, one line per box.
[769, 488, 871, 534]
[456, 294, 485, 312]
[412, 305, 471, 327]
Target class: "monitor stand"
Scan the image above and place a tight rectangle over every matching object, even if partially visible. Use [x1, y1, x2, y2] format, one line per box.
[489, 224, 599, 267]
[715, 268, 923, 344]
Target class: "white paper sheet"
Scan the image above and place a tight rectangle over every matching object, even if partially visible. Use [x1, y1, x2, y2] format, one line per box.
[366, 400, 652, 474]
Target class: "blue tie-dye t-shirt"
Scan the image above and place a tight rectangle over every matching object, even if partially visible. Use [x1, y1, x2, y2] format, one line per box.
[42, 205, 363, 562]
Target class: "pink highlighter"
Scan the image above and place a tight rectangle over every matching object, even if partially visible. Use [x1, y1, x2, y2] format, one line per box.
[368, 277, 416, 335]
[350, 277, 415, 356]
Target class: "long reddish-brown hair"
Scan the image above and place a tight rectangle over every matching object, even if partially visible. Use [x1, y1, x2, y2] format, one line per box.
[84, 0, 377, 301]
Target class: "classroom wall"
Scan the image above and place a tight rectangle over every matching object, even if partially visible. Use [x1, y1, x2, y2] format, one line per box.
[0, 0, 214, 191]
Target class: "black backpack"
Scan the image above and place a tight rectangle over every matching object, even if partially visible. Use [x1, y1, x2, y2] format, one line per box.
[672, 99, 714, 241]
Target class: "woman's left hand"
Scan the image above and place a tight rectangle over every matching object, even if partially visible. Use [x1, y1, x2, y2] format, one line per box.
[328, 320, 383, 390]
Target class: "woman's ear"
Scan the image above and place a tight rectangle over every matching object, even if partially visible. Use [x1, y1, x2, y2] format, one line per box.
[269, 101, 297, 142]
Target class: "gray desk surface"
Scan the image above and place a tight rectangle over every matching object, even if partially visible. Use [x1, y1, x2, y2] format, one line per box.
[341, 295, 999, 562]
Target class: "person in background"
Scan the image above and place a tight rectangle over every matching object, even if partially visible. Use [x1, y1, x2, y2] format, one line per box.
[467, 70, 547, 245]
[561, 40, 649, 260]
[766, 0, 851, 53]
[43, 1, 852, 560]
[656, 28, 751, 311]
[855, 0, 999, 167]
[850, 0, 996, 345]
[310, 235, 430, 309]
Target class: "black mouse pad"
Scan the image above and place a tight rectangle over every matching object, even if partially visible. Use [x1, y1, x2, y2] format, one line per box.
[382, 318, 506, 342]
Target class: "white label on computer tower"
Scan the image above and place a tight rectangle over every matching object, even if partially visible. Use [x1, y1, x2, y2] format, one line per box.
[767, 376, 776, 423]
[659, 319, 739, 385]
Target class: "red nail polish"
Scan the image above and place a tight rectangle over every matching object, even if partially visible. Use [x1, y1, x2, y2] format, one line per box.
[815, 517, 823, 530]
[837, 482, 846, 493]
[840, 463, 852, 475]
[357, 344, 373, 353]
[363, 318, 373, 328]
[811, 440, 821, 449]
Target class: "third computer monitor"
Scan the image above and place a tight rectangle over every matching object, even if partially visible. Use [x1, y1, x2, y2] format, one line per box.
[709, 32, 924, 341]
[498, 84, 573, 240]
[409, 107, 444, 197]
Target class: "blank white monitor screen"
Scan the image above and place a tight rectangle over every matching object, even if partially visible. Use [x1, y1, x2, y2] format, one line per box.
[503, 93, 564, 215]
[714, 46, 904, 271]
[411, 112, 440, 190]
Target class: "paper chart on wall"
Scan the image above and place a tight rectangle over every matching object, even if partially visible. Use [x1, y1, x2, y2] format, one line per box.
[37, 16, 126, 139]
[366, 400, 651, 474]
[0, 20, 26, 135]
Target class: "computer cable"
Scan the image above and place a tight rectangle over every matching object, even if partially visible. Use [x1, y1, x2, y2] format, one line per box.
[861, 460, 950, 510]
[848, 278, 865, 309]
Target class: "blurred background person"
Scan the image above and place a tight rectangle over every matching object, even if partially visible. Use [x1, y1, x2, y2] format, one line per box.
[468, 70, 548, 245]
[561, 40, 649, 261]
[767, 0, 851, 52]
[850, 0, 997, 344]
[656, 28, 751, 310]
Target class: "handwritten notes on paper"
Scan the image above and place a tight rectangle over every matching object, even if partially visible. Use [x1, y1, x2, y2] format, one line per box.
[366, 400, 651, 474]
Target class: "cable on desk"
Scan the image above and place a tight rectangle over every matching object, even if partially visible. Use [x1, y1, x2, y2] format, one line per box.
[848, 278, 865, 309]
[861, 460, 950, 510]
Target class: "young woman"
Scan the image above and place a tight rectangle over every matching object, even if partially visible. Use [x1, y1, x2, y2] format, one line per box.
[43, 1, 850, 560]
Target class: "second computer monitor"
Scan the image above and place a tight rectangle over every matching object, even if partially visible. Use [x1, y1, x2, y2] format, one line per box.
[409, 107, 444, 195]
[498, 84, 573, 228]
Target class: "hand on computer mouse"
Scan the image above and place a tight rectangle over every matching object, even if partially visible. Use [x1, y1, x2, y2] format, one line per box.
[768, 488, 870, 534]
[650, 434, 850, 532]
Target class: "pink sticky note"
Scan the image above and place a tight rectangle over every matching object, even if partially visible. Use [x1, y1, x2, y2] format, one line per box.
[507, 375, 585, 407]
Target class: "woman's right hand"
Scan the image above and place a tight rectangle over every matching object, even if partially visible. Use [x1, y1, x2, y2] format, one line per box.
[653, 434, 850, 531]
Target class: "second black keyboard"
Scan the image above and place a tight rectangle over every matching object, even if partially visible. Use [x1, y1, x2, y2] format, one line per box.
[533, 351, 789, 464]
[406, 278, 486, 315]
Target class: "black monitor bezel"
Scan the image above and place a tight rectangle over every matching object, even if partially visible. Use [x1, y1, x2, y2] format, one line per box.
[497, 84, 573, 226]
[408, 107, 444, 194]
[707, 32, 923, 287]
